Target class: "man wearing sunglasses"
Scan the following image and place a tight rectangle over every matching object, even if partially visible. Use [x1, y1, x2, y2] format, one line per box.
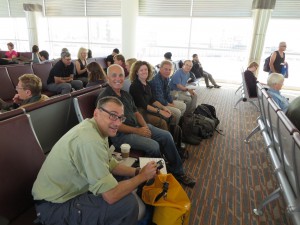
[97, 64, 196, 187]
[32, 96, 158, 225]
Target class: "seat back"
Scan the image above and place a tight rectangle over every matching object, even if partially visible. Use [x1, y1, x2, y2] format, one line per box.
[278, 111, 299, 196]
[0, 108, 24, 121]
[256, 83, 266, 122]
[0, 67, 16, 101]
[94, 57, 107, 69]
[0, 114, 45, 221]
[6, 64, 34, 87]
[32, 63, 52, 91]
[122, 78, 131, 93]
[87, 58, 96, 64]
[261, 89, 272, 135]
[268, 98, 282, 161]
[24, 94, 73, 154]
[293, 132, 300, 198]
[73, 88, 102, 122]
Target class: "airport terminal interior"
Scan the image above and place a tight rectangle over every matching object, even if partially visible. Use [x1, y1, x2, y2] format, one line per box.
[1, 0, 300, 225]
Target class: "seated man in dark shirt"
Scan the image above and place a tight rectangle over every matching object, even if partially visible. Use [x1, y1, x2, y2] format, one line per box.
[106, 48, 119, 67]
[47, 51, 83, 94]
[97, 64, 196, 187]
[191, 53, 221, 88]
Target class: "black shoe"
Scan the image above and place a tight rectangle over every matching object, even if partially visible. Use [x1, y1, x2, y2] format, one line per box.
[206, 85, 214, 89]
[214, 85, 221, 88]
[176, 174, 196, 187]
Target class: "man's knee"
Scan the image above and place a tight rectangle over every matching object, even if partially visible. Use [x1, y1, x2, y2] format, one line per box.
[72, 80, 83, 90]
[60, 83, 72, 94]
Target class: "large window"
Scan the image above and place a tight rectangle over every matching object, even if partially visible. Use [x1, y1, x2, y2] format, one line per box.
[0, 18, 28, 52]
[136, 17, 252, 83]
[261, 19, 300, 88]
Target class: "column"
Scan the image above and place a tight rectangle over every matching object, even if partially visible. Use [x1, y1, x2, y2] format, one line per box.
[121, 0, 138, 59]
[23, 4, 43, 50]
[248, 0, 276, 67]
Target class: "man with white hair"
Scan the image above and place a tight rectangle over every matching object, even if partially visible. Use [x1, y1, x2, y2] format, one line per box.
[267, 73, 289, 112]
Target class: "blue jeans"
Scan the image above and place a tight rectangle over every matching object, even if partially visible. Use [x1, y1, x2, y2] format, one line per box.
[111, 124, 184, 176]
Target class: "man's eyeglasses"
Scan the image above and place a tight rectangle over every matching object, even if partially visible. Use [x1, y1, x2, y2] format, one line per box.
[15, 86, 25, 91]
[99, 107, 126, 122]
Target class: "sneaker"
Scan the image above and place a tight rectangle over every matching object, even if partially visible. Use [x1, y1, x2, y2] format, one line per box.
[206, 85, 214, 89]
[214, 85, 221, 88]
[176, 174, 196, 187]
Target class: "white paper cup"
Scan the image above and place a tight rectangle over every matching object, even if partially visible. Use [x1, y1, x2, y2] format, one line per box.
[120, 143, 131, 158]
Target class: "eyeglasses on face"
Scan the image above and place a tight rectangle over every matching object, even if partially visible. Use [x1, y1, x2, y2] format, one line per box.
[15, 86, 25, 91]
[99, 107, 126, 122]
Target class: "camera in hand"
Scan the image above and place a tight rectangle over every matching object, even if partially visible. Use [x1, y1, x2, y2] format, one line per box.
[145, 160, 164, 186]
[156, 160, 164, 170]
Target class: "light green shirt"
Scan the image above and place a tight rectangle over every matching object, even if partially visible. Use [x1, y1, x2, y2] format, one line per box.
[32, 118, 119, 203]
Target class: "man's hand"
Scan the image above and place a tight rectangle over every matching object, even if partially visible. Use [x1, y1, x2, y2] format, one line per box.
[140, 161, 157, 180]
[136, 126, 151, 138]
[168, 102, 175, 107]
[188, 89, 196, 96]
[160, 110, 171, 118]
[12, 94, 22, 104]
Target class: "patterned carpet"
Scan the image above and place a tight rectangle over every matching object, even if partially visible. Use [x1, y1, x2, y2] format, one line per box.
[182, 83, 292, 225]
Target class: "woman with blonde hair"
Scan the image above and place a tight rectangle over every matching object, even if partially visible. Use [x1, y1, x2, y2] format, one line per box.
[75, 47, 88, 86]
[125, 58, 137, 74]
[129, 60, 173, 131]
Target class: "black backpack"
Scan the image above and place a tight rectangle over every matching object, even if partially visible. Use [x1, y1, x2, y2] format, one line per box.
[263, 55, 271, 72]
[194, 104, 220, 128]
[193, 104, 222, 138]
[169, 124, 188, 160]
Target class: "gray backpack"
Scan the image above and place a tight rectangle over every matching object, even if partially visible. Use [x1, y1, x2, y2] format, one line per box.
[192, 113, 215, 139]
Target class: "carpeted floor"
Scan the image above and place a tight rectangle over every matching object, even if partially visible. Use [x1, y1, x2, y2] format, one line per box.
[183, 83, 292, 225]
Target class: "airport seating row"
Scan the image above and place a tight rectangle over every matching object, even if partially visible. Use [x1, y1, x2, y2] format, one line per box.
[0, 51, 32, 61]
[247, 83, 300, 224]
[0, 57, 108, 102]
[234, 71, 259, 111]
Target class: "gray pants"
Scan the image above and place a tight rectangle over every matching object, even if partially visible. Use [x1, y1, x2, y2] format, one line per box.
[47, 80, 83, 94]
[35, 192, 139, 225]
[203, 70, 217, 86]
[171, 91, 197, 115]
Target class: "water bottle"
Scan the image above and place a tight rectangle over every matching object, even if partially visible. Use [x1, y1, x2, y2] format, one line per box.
[281, 64, 287, 77]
